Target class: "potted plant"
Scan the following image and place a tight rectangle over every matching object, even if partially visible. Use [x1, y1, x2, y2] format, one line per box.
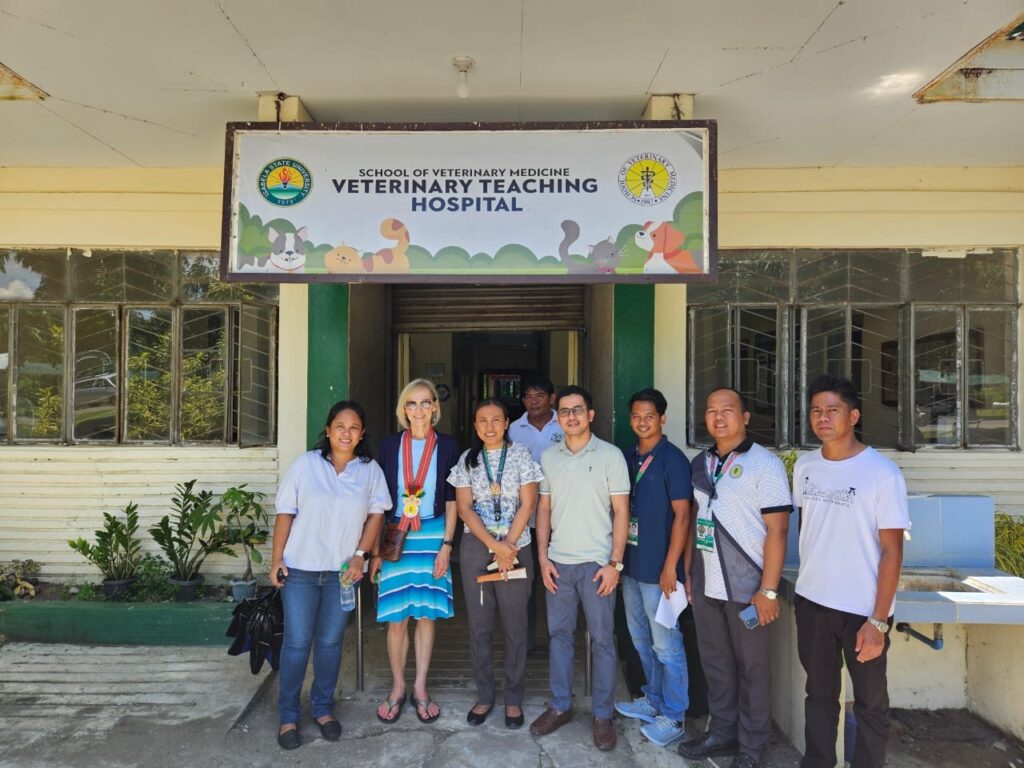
[67, 503, 143, 601]
[149, 480, 235, 601]
[217, 484, 269, 601]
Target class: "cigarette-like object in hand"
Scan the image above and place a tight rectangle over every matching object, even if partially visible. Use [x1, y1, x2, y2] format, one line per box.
[477, 567, 527, 583]
[486, 557, 520, 572]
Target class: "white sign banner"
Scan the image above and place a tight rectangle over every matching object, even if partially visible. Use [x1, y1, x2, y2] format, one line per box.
[222, 122, 717, 282]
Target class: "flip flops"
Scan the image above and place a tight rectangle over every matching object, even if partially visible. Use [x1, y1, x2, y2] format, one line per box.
[413, 695, 441, 724]
[376, 693, 407, 724]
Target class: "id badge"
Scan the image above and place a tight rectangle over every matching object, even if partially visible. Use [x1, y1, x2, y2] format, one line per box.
[696, 516, 716, 552]
[627, 516, 639, 547]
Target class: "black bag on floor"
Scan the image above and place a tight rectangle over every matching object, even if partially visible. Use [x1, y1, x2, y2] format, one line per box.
[226, 588, 284, 674]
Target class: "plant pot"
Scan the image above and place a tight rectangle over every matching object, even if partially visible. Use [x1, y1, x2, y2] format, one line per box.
[230, 578, 257, 602]
[169, 574, 204, 602]
[102, 577, 137, 602]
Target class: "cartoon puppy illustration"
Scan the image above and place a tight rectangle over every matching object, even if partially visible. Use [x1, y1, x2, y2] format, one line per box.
[267, 226, 308, 272]
[635, 221, 701, 274]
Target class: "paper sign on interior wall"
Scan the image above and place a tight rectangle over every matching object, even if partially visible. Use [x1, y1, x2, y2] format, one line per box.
[221, 121, 717, 283]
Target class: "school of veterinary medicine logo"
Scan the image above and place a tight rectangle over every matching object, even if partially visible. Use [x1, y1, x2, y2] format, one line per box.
[258, 158, 312, 206]
[617, 153, 676, 206]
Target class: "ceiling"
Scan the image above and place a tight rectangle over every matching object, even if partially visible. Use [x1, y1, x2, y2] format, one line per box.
[1, 0, 1022, 169]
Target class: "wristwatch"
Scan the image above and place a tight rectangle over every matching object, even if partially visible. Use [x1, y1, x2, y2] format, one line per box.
[609, 560, 624, 572]
[354, 549, 367, 560]
[866, 616, 890, 634]
[441, 539, 454, 548]
[758, 588, 778, 600]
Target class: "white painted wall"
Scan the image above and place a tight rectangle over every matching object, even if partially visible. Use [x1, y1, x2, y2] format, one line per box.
[276, 283, 309, 482]
[0, 446, 278, 581]
[966, 624, 1024, 742]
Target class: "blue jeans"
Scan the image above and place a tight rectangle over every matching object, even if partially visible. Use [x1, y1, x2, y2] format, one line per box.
[622, 575, 690, 722]
[546, 561, 617, 719]
[278, 568, 350, 725]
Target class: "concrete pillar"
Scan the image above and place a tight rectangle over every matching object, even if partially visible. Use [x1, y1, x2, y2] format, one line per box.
[266, 94, 315, 480]
[256, 93, 315, 122]
[644, 94, 693, 446]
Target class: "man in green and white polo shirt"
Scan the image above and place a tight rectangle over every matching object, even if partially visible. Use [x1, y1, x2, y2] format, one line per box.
[679, 387, 792, 768]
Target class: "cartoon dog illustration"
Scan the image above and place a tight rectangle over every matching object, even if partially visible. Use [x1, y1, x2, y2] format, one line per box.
[236, 226, 308, 273]
[324, 219, 410, 275]
[635, 221, 701, 274]
[267, 226, 308, 272]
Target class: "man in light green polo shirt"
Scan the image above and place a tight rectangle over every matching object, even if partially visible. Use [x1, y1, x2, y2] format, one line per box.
[529, 385, 630, 752]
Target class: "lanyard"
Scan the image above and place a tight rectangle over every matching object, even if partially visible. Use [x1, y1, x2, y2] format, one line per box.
[482, 444, 508, 518]
[631, 454, 655, 499]
[706, 450, 740, 498]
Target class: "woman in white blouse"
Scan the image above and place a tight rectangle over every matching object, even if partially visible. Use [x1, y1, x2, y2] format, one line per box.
[270, 400, 391, 750]
[447, 398, 544, 729]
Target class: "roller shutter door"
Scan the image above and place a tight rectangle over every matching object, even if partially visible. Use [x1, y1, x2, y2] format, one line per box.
[392, 285, 585, 332]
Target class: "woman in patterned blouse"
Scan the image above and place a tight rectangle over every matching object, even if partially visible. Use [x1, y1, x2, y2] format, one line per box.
[447, 398, 544, 729]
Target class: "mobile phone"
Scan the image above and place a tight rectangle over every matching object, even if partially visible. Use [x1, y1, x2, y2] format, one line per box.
[739, 604, 760, 630]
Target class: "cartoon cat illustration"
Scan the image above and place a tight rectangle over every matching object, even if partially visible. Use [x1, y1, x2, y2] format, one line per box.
[324, 218, 410, 275]
[558, 220, 621, 275]
[635, 221, 701, 274]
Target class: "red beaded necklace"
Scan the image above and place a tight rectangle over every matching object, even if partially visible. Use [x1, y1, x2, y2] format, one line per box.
[398, 429, 437, 531]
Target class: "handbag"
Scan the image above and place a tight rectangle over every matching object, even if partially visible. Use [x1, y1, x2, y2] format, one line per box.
[226, 588, 284, 674]
[380, 520, 408, 562]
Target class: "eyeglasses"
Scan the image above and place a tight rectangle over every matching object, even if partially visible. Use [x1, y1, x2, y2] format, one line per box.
[557, 406, 588, 418]
[404, 399, 436, 411]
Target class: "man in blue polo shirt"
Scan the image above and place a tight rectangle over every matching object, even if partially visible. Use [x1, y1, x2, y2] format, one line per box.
[614, 388, 692, 748]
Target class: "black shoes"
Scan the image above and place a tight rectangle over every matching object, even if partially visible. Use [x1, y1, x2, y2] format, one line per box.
[731, 752, 762, 768]
[316, 717, 342, 741]
[677, 731, 739, 760]
[467, 704, 493, 726]
[505, 708, 525, 729]
[277, 726, 301, 750]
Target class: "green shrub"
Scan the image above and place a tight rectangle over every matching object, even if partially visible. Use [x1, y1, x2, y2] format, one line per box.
[68, 503, 143, 581]
[995, 513, 1024, 577]
[149, 480, 235, 581]
[128, 554, 177, 602]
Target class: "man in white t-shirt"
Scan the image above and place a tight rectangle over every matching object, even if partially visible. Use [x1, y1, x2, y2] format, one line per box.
[793, 374, 909, 768]
[510, 376, 565, 652]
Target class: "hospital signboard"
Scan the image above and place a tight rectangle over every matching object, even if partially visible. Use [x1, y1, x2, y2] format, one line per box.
[221, 121, 717, 283]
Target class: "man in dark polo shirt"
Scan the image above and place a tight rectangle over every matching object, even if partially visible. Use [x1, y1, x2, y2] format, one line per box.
[614, 388, 693, 748]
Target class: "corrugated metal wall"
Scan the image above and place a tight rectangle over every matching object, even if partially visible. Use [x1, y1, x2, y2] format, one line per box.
[0, 446, 278, 581]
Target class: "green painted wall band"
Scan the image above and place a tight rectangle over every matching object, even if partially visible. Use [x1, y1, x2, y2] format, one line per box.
[612, 284, 655, 450]
[306, 284, 350, 448]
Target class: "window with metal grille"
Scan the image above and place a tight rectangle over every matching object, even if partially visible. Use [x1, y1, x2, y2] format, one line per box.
[0, 250, 278, 446]
[688, 249, 1019, 450]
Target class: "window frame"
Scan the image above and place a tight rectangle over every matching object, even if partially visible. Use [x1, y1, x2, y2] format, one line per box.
[687, 249, 1020, 451]
[0, 250, 277, 447]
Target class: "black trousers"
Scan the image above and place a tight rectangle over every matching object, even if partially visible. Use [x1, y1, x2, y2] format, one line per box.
[459, 533, 533, 706]
[795, 595, 892, 768]
[692, 593, 772, 759]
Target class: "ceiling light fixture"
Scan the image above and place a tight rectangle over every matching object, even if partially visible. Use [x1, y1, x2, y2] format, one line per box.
[452, 56, 474, 99]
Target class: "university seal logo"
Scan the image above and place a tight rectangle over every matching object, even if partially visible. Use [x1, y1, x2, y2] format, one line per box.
[617, 153, 676, 206]
[258, 158, 312, 206]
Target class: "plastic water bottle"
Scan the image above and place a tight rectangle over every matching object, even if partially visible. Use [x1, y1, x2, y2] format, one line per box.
[339, 563, 356, 612]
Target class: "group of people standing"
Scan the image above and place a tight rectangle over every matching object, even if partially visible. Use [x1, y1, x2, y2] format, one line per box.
[269, 372, 908, 768]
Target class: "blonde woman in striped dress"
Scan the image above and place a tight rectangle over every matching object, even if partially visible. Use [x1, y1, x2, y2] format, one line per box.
[369, 379, 460, 725]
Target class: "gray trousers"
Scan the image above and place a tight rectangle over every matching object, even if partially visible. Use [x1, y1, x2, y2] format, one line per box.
[692, 593, 772, 759]
[459, 533, 533, 706]
[546, 560, 616, 719]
